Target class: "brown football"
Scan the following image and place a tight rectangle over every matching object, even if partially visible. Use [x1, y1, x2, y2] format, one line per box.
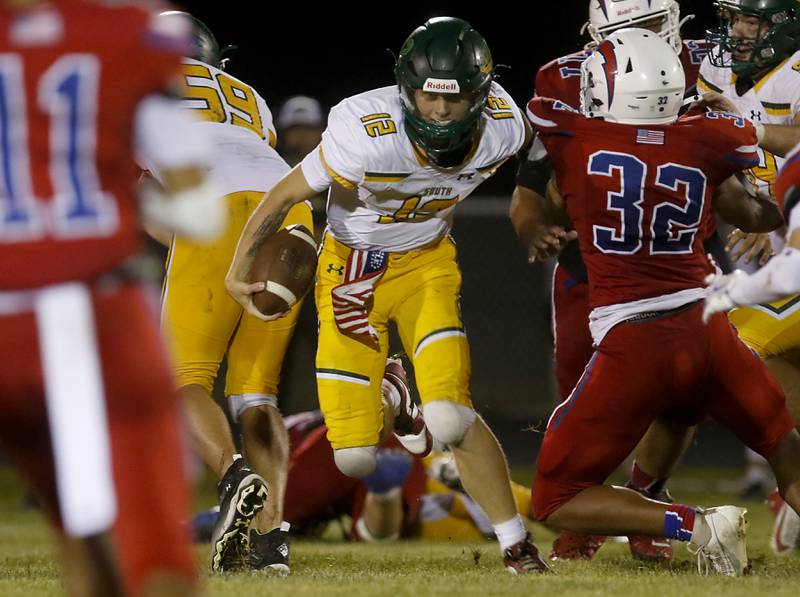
[248, 224, 317, 316]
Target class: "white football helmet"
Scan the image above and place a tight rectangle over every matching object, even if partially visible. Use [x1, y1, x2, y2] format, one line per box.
[580, 28, 686, 125]
[584, 0, 692, 53]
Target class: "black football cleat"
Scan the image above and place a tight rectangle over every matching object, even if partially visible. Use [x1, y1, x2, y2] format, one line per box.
[210, 458, 268, 572]
[249, 522, 291, 575]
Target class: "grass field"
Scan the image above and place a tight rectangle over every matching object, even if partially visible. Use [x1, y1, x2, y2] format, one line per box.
[1, 467, 798, 596]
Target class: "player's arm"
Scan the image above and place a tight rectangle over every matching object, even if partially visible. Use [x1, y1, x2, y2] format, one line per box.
[226, 165, 319, 320]
[135, 94, 225, 241]
[510, 135, 575, 263]
[704, 175, 800, 321]
[757, 116, 800, 158]
[712, 175, 783, 233]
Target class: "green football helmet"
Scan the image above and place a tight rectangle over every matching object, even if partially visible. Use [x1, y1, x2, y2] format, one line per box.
[158, 11, 236, 70]
[706, 0, 800, 77]
[394, 17, 494, 167]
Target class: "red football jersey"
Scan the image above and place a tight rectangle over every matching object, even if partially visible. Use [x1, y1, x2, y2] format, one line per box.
[534, 39, 710, 107]
[0, 0, 185, 289]
[528, 98, 759, 308]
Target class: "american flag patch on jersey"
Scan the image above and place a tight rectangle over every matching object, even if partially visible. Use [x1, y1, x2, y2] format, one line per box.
[331, 249, 388, 350]
[636, 129, 665, 145]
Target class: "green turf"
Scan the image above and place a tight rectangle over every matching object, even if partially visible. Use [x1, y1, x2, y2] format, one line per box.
[0, 467, 798, 596]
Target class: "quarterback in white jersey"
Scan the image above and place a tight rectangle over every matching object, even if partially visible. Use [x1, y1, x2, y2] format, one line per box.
[227, 17, 551, 574]
[153, 11, 314, 574]
[311, 81, 525, 252]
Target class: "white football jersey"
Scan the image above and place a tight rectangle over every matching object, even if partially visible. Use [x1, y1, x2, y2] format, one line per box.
[176, 58, 288, 195]
[301, 83, 526, 252]
[698, 50, 800, 197]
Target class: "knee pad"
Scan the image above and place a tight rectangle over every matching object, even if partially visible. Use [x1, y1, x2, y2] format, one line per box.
[424, 401, 476, 447]
[333, 446, 378, 478]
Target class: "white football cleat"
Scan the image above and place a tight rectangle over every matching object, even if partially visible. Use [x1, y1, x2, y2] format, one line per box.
[689, 506, 748, 577]
[770, 499, 800, 556]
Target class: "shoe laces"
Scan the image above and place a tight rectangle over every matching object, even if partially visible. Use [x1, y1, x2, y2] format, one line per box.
[687, 541, 735, 576]
[506, 539, 545, 572]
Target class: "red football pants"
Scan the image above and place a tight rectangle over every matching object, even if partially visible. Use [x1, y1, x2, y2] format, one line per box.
[532, 302, 796, 521]
[552, 265, 594, 401]
[0, 283, 195, 592]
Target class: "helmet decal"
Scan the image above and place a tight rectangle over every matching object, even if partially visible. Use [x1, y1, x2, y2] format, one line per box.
[597, 0, 609, 20]
[597, 39, 618, 107]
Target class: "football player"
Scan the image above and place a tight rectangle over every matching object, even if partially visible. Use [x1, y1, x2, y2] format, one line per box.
[149, 11, 314, 574]
[700, 0, 800, 535]
[528, 28, 800, 577]
[511, 0, 723, 562]
[226, 17, 551, 573]
[704, 146, 800, 555]
[0, 1, 226, 595]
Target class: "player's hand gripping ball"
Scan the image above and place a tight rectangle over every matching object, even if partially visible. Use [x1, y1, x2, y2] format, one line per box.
[248, 224, 317, 317]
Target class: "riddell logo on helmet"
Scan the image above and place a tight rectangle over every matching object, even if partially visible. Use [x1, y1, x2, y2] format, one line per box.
[422, 78, 461, 93]
[616, 6, 640, 16]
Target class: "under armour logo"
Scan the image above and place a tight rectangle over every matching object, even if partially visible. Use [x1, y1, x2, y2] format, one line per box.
[278, 543, 289, 557]
[327, 264, 344, 275]
[457, 172, 475, 181]
[750, 110, 762, 121]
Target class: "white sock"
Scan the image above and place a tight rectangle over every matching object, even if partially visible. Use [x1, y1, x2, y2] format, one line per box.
[493, 514, 527, 551]
[690, 513, 711, 547]
[381, 378, 401, 416]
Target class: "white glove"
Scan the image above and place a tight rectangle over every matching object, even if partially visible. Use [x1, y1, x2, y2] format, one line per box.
[702, 270, 748, 324]
[139, 176, 226, 242]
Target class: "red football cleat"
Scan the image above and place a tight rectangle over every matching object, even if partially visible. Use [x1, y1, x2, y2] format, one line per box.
[384, 357, 433, 457]
[504, 533, 553, 574]
[550, 530, 606, 560]
[628, 535, 672, 562]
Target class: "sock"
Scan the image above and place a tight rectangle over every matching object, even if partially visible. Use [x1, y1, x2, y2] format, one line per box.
[630, 461, 668, 496]
[663, 504, 696, 542]
[493, 514, 527, 551]
[381, 378, 401, 416]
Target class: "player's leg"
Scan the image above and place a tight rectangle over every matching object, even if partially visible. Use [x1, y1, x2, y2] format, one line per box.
[705, 313, 800, 514]
[96, 285, 197, 594]
[161, 191, 268, 572]
[729, 304, 800, 496]
[549, 266, 612, 559]
[552, 264, 594, 400]
[315, 234, 392, 476]
[390, 238, 547, 573]
[535, 307, 750, 576]
[161, 191, 252, 478]
[225, 200, 313, 572]
[282, 423, 362, 525]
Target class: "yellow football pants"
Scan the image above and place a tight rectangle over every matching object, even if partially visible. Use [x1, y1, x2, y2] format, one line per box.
[161, 191, 313, 397]
[315, 234, 472, 450]
[729, 295, 800, 358]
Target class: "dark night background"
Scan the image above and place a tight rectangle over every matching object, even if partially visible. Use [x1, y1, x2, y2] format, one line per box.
[167, 1, 749, 469]
[180, 1, 716, 117]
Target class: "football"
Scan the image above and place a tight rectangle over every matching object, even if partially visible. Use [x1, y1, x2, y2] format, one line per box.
[248, 224, 317, 316]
